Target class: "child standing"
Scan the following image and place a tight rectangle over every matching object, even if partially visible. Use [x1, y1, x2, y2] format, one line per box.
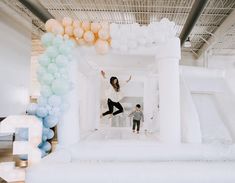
[129, 104, 144, 134]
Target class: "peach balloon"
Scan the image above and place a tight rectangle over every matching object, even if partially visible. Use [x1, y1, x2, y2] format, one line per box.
[98, 28, 110, 40]
[100, 22, 109, 30]
[95, 39, 109, 54]
[81, 21, 90, 31]
[51, 24, 64, 35]
[76, 38, 86, 45]
[63, 34, 70, 39]
[91, 22, 101, 33]
[83, 31, 95, 43]
[45, 19, 58, 32]
[65, 25, 74, 36]
[73, 20, 81, 28]
[62, 17, 73, 26]
[73, 27, 84, 38]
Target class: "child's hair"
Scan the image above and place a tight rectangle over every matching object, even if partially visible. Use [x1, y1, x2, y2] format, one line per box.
[136, 104, 141, 108]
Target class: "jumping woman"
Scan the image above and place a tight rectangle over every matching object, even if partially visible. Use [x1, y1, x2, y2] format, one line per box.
[101, 70, 131, 118]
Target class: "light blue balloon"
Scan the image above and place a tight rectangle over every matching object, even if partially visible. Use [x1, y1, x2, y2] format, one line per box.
[42, 135, 48, 141]
[46, 46, 58, 58]
[53, 35, 63, 46]
[47, 129, 54, 140]
[37, 96, 48, 106]
[40, 85, 53, 97]
[40, 149, 48, 158]
[51, 79, 69, 95]
[43, 115, 59, 128]
[40, 141, 52, 152]
[49, 106, 61, 117]
[47, 63, 58, 73]
[26, 103, 38, 115]
[41, 33, 54, 47]
[36, 107, 48, 118]
[55, 55, 68, 67]
[48, 95, 62, 107]
[38, 54, 50, 67]
[58, 68, 68, 75]
[65, 39, 75, 48]
[42, 73, 54, 85]
[53, 72, 62, 79]
[58, 44, 71, 55]
[37, 66, 47, 77]
[43, 127, 50, 135]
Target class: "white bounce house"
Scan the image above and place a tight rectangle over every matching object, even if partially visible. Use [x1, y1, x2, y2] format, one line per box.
[2, 18, 235, 183]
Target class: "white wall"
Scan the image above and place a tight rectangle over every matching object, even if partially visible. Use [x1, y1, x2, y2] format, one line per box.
[0, 11, 31, 117]
[208, 55, 235, 70]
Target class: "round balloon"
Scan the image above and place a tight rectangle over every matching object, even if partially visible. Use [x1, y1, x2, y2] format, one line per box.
[40, 85, 53, 97]
[95, 39, 109, 54]
[47, 63, 58, 74]
[73, 20, 81, 28]
[83, 31, 95, 43]
[48, 95, 62, 107]
[43, 115, 59, 128]
[81, 21, 90, 31]
[47, 129, 55, 140]
[46, 46, 58, 58]
[26, 103, 38, 115]
[65, 25, 74, 36]
[73, 27, 84, 39]
[36, 107, 48, 118]
[98, 28, 110, 40]
[62, 17, 73, 26]
[38, 54, 51, 67]
[55, 55, 68, 67]
[41, 33, 54, 47]
[51, 79, 69, 95]
[40, 141, 52, 152]
[91, 22, 101, 33]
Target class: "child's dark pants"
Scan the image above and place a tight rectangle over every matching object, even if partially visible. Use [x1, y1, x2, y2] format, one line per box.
[132, 119, 140, 132]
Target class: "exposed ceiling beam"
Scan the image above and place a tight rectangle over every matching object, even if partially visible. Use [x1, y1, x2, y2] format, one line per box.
[197, 9, 235, 58]
[180, 0, 209, 46]
[19, 0, 53, 23]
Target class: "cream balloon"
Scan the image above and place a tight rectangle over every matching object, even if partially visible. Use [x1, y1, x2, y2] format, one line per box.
[63, 34, 70, 39]
[73, 27, 84, 39]
[62, 17, 73, 26]
[100, 22, 109, 30]
[83, 31, 95, 43]
[91, 22, 101, 33]
[51, 24, 64, 35]
[95, 39, 109, 54]
[65, 25, 74, 36]
[81, 21, 90, 31]
[73, 20, 81, 28]
[98, 28, 110, 40]
[45, 19, 58, 32]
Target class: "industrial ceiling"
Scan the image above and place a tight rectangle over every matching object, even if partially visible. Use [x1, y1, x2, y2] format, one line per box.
[1, 0, 235, 56]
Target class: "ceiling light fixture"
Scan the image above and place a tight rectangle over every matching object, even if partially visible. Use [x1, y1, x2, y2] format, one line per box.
[184, 37, 191, 48]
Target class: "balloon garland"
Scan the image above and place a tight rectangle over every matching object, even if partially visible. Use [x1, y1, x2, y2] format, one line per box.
[45, 17, 111, 54]
[25, 33, 74, 158]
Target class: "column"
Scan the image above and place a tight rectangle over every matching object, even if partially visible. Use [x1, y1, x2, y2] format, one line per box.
[57, 60, 80, 147]
[156, 38, 181, 143]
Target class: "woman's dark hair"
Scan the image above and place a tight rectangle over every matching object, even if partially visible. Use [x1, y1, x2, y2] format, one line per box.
[136, 104, 141, 108]
[110, 76, 120, 92]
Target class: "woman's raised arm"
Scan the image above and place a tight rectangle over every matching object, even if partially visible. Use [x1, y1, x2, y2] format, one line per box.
[101, 70, 107, 79]
[126, 75, 132, 83]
